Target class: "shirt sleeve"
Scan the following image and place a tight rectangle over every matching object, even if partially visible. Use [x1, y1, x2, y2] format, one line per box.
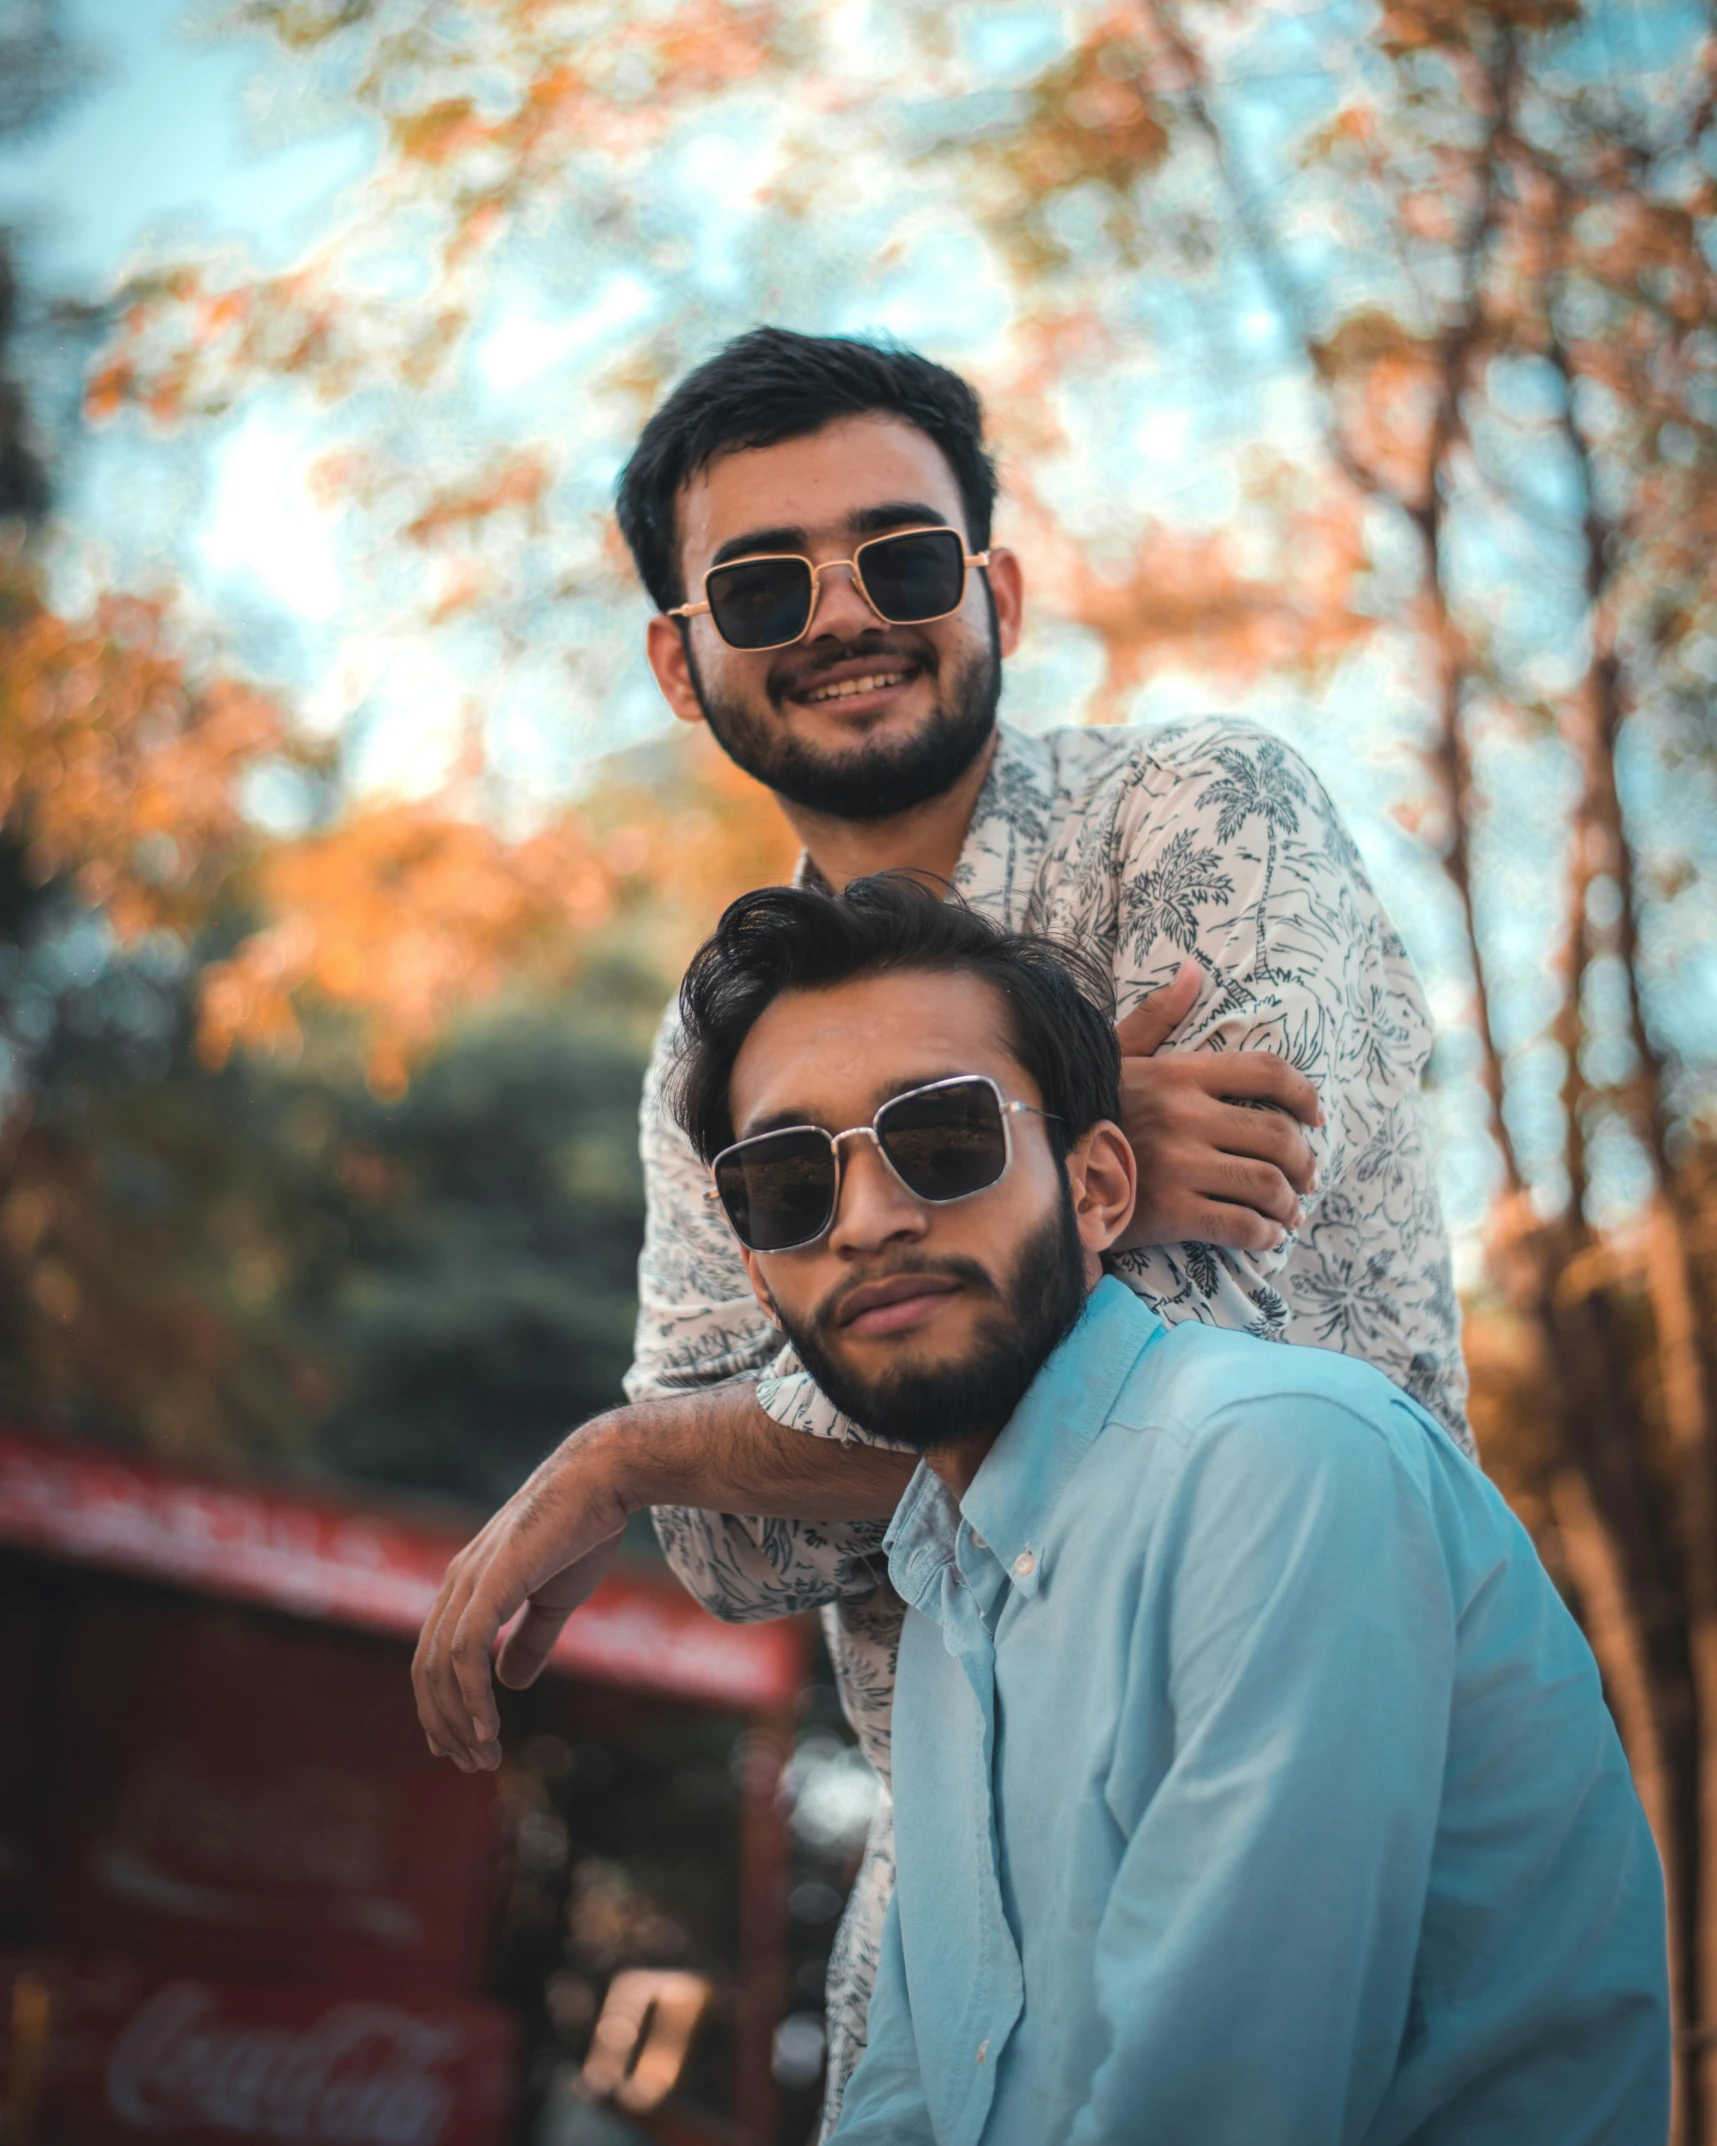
[827, 1887, 937, 2145]
[626, 1005, 891, 1623]
[1067, 1394, 1454, 2146]
[1101, 725, 1434, 1341]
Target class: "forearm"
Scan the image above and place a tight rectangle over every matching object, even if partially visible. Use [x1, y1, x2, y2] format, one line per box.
[585, 1382, 916, 1522]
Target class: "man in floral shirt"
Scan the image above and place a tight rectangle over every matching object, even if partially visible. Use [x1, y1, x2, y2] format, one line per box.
[414, 327, 1469, 2135]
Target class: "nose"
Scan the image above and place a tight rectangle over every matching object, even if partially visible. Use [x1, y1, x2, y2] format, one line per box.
[804, 557, 885, 642]
[826, 1132, 927, 1255]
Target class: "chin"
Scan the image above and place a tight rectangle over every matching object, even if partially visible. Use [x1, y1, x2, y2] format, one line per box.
[786, 695, 930, 744]
[841, 1331, 967, 1379]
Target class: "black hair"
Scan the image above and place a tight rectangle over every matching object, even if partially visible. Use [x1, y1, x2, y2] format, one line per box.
[615, 326, 999, 612]
[672, 873, 1120, 1163]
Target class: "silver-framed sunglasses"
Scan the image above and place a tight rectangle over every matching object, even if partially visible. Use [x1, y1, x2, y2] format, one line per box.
[707, 1073, 1055, 1254]
[668, 525, 990, 653]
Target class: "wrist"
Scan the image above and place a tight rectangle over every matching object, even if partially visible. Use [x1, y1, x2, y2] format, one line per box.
[551, 1410, 648, 1525]
[567, 1390, 728, 1516]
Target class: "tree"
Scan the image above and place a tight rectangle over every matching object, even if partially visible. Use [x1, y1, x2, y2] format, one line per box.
[954, 1, 1717, 2127]
[0, 212, 791, 1482]
[9, 0, 1714, 2109]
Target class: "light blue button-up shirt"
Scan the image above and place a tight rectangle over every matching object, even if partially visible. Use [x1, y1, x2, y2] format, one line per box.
[832, 1277, 1668, 2146]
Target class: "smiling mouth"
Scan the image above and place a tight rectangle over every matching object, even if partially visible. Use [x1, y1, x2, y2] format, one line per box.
[797, 670, 913, 705]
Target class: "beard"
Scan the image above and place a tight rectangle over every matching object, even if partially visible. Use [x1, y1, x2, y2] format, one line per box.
[773, 1187, 1090, 1454]
[685, 604, 1002, 823]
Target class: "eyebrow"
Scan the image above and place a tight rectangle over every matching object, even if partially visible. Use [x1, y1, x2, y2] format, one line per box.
[708, 501, 953, 571]
[734, 1070, 977, 1142]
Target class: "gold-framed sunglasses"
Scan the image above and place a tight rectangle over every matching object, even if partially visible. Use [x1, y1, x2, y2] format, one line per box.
[706, 1073, 1054, 1254]
[668, 525, 990, 653]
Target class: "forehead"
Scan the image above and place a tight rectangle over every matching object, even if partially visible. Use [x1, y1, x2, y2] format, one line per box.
[728, 968, 1031, 1135]
[677, 413, 965, 572]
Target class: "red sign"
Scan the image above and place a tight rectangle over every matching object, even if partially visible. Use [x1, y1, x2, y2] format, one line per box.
[2, 1955, 515, 2146]
[39, 1599, 499, 1997]
[0, 1429, 802, 1713]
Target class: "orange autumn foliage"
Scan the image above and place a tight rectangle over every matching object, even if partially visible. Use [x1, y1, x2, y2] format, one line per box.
[196, 800, 617, 1092]
[195, 728, 797, 1094]
[0, 575, 288, 938]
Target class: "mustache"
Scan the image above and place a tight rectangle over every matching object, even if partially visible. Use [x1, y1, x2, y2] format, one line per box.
[809, 1254, 998, 1338]
[769, 632, 935, 702]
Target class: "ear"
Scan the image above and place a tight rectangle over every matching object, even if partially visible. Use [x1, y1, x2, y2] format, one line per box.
[646, 612, 707, 728]
[985, 545, 1023, 660]
[1063, 1120, 1136, 1261]
[738, 1245, 785, 1330]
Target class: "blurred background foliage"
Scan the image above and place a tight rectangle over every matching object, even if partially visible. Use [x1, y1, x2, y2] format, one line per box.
[3, 0, 1717, 2127]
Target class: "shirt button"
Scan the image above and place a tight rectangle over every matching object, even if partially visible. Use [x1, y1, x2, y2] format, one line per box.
[970, 1531, 987, 1550]
[976, 2039, 989, 2065]
[1014, 1550, 1035, 1578]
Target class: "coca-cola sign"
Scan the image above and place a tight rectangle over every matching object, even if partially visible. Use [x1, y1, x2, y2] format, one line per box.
[0, 1957, 515, 2146]
[108, 1983, 463, 2146]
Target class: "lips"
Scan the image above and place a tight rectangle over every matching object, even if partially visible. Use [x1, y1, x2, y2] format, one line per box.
[775, 644, 927, 709]
[836, 1272, 964, 1338]
[801, 670, 910, 704]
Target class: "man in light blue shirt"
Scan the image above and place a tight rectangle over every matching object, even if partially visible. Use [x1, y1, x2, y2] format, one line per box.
[670, 872, 1669, 2145]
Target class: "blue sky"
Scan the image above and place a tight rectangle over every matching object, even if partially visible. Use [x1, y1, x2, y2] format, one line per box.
[0, 0, 376, 287]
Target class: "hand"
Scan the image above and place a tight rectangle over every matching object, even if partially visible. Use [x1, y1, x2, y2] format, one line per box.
[412, 1422, 631, 1772]
[1111, 962, 1322, 1255]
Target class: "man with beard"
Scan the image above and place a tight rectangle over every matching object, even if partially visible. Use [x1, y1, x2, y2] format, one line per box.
[413, 328, 1473, 2126]
[672, 873, 1667, 2146]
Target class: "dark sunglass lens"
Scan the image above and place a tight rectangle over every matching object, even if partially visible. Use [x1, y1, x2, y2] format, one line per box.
[715, 1130, 837, 1250]
[860, 530, 965, 623]
[705, 558, 814, 650]
[878, 1081, 1008, 1203]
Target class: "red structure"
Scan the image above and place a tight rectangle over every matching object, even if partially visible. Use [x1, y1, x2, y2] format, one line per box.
[0, 1429, 805, 2146]
[0, 1431, 800, 1711]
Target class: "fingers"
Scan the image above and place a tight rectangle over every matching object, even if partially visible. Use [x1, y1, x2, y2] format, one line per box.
[448, 1586, 512, 1766]
[1186, 1200, 1293, 1252]
[1115, 962, 1201, 1059]
[496, 1538, 618, 1689]
[1180, 1050, 1323, 1127]
[1111, 1193, 1287, 1257]
[1205, 1152, 1302, 1230]
[412, 1435, 635, 1771]
[1120, 1070, 1317, 1191]
[1212, 1100, 1317, 1195]
[494, 1604, 571, 1693]
[413, 1563, 491, 1771]
[412, 1510, 519, 1771]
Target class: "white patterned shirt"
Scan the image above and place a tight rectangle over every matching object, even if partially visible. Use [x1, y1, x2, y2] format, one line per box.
[624, 716, 1470, 2127]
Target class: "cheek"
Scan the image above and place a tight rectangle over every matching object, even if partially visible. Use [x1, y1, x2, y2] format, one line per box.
[754, 1252, 833, 1327]
[940, 1160, 1057, 1253]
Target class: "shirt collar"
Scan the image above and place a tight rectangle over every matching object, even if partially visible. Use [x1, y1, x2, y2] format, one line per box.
[885, 1277, 1164, 1608]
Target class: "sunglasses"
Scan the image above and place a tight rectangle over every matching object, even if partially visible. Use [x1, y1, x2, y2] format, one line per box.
[669, 525, 990, 653]
[708, 1074, 1054, 1255]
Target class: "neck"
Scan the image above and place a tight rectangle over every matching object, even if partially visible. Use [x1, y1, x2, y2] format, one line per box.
[778, 729, 998, 894]
[925, 1421, 1003, 1503]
